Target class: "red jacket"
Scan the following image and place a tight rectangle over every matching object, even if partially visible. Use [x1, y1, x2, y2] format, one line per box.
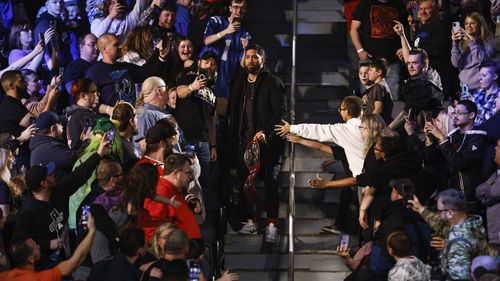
[143, 178, 201, 242]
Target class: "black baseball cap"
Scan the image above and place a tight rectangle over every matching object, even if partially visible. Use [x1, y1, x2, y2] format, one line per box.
[35, 112, 66, 131]
[25, 162, 57, 191]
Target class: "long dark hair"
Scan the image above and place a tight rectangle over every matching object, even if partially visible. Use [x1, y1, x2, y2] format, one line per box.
[114, 162, 159, 218]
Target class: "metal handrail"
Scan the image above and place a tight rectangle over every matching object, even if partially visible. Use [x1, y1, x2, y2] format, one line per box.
[288, 0, 297, 280]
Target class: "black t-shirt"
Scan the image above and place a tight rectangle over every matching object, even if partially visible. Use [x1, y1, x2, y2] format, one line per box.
[352, 0, 407, 62]
[243, 80, 256, 141]
[174, 64, 216, 141]
[0, 180, 12, 209]
[141, 259, 189, 281]
[0, 96, 29, 136]
[363, 83, 393, 124]
[85, 62, 140, 106]
[63, 58, 94, 87]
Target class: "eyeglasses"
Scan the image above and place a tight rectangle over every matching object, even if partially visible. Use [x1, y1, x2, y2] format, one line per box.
[83, 43, 98, 50]
[231, 5, 247, 11]
[338, 108, 347, 113]
[455, 111, 470, 116]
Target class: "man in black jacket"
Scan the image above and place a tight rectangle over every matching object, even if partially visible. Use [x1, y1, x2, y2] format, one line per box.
[229, 44, 287, 243]
[13, 136, 109, 270]
[425, 99, 487, 205]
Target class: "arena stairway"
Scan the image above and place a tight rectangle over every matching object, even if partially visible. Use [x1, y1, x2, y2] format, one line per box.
[222, 0, 354, 280]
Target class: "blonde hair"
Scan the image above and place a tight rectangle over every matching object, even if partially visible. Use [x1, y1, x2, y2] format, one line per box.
[0, 148, 12, 184]
[460, 12, 494, 53]
[149, 222, 178, 258]
[360, 114, 387, 154]
[435, 109, 455, 136]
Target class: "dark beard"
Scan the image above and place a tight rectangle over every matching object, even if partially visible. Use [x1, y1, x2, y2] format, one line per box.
[16, 86, 30, 99]
[246, 65, 261, 75]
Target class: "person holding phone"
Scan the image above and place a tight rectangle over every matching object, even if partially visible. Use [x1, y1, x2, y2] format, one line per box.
[451, 12, 495, 94]
[8, 22, 54, 72]
[201, 0, 251, 112]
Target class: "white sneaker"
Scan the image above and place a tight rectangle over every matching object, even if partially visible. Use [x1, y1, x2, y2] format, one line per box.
[265, 223, 278, 243]
[238, 219, 257, 234]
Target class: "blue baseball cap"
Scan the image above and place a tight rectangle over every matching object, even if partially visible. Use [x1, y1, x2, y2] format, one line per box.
[25, 162, 57, 191]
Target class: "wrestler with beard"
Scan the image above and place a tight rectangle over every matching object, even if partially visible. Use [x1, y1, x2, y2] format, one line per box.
[228, 44, 287, 243]
[0, 70, 35, 136]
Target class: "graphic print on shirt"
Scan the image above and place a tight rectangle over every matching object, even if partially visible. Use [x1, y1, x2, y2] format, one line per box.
[195, 88, 216, 109]
[110, 69, 135, 104]
[370, 5, 398, 39]
[49, 208, 64, 235]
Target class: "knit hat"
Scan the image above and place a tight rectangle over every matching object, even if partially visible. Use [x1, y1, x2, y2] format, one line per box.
[25, 162, 57, 191]
[93, 117, 115, 134]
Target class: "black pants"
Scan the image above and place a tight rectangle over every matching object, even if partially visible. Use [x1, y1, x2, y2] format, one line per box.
[237, 137, 284, 220]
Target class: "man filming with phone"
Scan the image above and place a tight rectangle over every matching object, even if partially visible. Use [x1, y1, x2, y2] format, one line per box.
[201, 0, 251, 113]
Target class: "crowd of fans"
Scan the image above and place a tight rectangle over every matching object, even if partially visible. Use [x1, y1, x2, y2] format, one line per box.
[0, 0, 499, 280]
[274, 0, 500, 280]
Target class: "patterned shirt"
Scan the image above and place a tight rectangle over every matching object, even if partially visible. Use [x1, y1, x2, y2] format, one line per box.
[461, 88, 499, 125]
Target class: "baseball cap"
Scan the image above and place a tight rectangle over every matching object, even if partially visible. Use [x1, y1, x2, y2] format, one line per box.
[25, 162, 57, 191]
[145, 121, 177, 144]
[200, 51, 218, 63]
[35, 112, 66, 131]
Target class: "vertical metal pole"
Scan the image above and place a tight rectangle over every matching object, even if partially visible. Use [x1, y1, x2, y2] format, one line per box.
[288, 0, 297, 280]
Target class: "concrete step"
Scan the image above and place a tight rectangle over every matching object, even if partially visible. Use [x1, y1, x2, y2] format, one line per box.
[226, 271, 350, 281]
[225, 253, 349, 272]
[225, 234, 339, 254]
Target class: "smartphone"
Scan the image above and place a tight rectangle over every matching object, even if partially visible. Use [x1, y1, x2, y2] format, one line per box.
[59, 67, 64, 77]
[189, 260, 201, 281]
[340, 234, 349, 248]
[452, 22, 460, 34]
[28, 116, 36, 126]
[106, 127, 115, 144]
[186, 145, 196, 158]
[403, 184, 415, 204]
[232, 17, 241, 24]
[50, 20, 56, 30]
[39, 32, 45, 44]
[81, 205, 90, 225]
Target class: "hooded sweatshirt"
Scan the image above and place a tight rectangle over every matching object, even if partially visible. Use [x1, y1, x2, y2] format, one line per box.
[29, 135, 79, 174]
[66, 104, 98, 150]
[388, 257, 431, 281]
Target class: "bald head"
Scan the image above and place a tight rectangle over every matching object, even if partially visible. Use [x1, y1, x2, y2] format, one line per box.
[98, 33, 120, 63]
[139, 77, 168, 107]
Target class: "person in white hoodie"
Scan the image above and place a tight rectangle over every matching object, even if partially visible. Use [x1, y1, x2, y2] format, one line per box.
[90, 0, 149, 43]
[387, 231, 431, 281]
[275, 95, 366, 234]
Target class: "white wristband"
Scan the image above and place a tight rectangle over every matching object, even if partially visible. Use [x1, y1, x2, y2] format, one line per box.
[188, 84, 194, 91]
[217, 32, 222, 39]
[357, 48, 364, 54]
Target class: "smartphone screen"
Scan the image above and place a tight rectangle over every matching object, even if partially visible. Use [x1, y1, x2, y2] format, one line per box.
[340, 234, 349, 248]
[106, 127, 115, 144]
[39, 32, 45, 44]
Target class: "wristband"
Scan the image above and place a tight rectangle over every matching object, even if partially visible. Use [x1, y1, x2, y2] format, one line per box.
[357, 48, 364, 53]
[106, 106, 111, 115]
[188, 84, 194, 91]
[217, 32, 222, 39]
